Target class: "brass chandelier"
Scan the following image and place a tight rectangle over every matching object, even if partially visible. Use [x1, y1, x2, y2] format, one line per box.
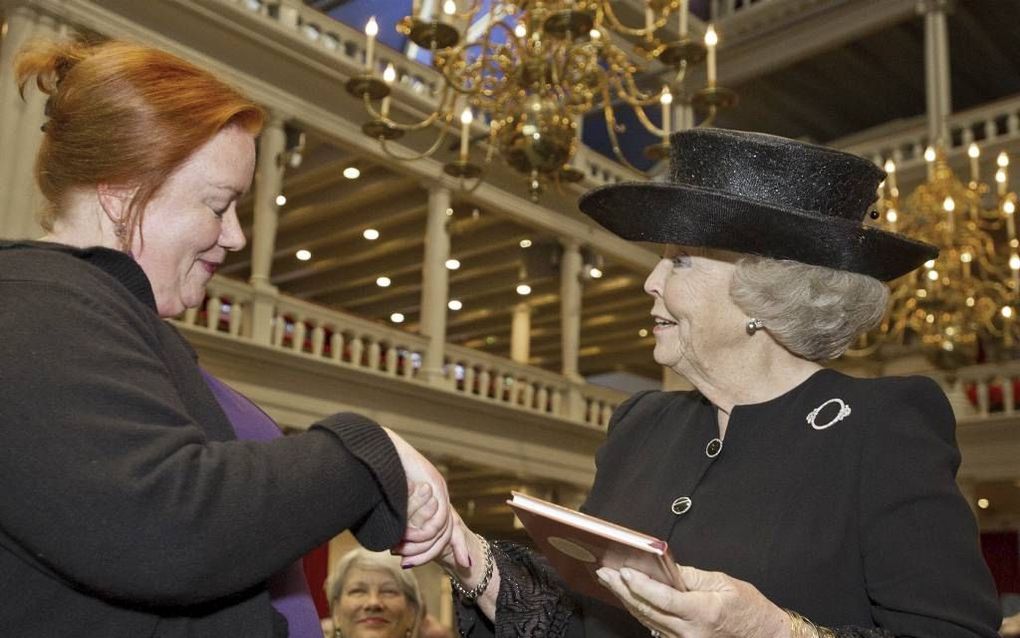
[344, 0, 735, 200]
[855, 146, 1020, 368]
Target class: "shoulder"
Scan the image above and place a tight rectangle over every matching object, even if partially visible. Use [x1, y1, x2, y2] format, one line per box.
[606, 389, 702, 435]
[0, 243, 146, 311]
[820, 370, 957, 448]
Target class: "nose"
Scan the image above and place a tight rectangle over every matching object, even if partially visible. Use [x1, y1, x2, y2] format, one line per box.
[644, 259, 669, 297]
[219, 207, 247, 252]
[363, 591, 384, 610]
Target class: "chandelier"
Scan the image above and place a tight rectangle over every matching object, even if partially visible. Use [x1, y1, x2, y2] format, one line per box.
[343, 0, 736, 200]
[855, 145, 1020, 368]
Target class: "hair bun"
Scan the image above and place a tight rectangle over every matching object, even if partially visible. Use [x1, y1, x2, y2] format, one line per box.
[14, 38, 88, 98]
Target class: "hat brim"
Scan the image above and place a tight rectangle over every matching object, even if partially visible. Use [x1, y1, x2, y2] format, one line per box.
[579, 182, 938, 281]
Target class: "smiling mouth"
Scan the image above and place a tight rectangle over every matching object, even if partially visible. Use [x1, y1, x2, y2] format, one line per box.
[652, 315, 677, 330]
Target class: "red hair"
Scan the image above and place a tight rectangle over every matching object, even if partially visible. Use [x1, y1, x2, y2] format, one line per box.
[15, 39, 265, 238]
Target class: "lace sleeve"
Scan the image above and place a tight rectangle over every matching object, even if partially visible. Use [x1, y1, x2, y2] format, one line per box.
[454, 541, 579, 638]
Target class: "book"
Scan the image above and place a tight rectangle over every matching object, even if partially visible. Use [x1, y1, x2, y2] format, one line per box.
[507, 491, 684, 608]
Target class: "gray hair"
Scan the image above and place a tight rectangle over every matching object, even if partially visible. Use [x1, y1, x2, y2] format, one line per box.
[325, 548, 424, 630]
[729, 256, 888, 361]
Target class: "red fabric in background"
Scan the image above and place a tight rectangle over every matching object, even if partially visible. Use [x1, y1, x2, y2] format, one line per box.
[303, 543, 331, 618]
[982, 531, 1020, 594]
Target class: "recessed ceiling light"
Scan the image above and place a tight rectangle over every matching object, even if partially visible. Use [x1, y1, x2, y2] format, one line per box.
[638, 328, 648, 337]
[445, 258, 461, 270]
[376, 276, 391, 288]
[516, 283, 532, 296]
[363, 228, 380, 240]
[589, 267, 603, 279]
[295, 249, 312, 261]
[519, 239, 532, 248]
[275, 194, 287, 206]
[390, 312, 405, 323]
[448, 299, 463, 311]
[343, 166, 361, 179]
[977, 498, 990, 509]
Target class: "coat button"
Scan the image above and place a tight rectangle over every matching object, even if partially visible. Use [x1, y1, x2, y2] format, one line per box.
[705, 438, 723, 458]
[671, 496, 692, 516]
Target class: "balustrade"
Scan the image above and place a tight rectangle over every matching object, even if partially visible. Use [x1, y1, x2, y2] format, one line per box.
[171, 276, 627, 427]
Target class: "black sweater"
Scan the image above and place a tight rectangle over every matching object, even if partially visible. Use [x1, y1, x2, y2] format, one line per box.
[0, 241, 407, 637]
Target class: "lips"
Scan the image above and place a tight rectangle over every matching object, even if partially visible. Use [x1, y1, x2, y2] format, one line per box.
[356, 617, 390, 627]
[651, 312, 677, 330]
[199, 259, 221, 275]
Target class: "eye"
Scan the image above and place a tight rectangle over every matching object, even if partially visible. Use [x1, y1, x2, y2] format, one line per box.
[671, 253, 691, 268]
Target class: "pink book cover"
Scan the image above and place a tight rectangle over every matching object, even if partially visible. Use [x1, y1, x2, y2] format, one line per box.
[507, 492, 683, 608]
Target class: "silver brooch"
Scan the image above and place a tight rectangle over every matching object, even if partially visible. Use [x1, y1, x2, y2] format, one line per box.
[806, 398, 851, 430]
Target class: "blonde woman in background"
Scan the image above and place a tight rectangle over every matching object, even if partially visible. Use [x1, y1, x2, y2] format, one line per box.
[326, 548, 456, 638]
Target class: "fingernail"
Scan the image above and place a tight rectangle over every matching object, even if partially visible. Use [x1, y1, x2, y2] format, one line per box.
[620, 568, 633, 581]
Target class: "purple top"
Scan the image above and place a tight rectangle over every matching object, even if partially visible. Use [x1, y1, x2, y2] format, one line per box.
[201, 369, 323, 638]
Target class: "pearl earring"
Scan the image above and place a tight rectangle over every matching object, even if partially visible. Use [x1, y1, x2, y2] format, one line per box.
[746, 318, 764, 335]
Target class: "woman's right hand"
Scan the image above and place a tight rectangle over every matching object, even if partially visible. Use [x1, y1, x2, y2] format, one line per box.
[383, 428, 471, 568]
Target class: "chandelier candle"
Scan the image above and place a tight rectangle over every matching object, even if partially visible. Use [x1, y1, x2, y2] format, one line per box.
[705, 25, 718, 86]
[679, 0, 689, 36]
[661, 87, 672, 139]
[364, 16, 378, 71]
[460, 107, 473, 162]
[968, 143, 980, 183]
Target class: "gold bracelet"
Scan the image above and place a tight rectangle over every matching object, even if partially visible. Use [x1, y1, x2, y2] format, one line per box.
[785, 609, 837, 638]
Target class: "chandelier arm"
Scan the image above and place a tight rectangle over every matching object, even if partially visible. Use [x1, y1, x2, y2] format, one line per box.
[377, 124, 455, 162]
[362, 91, 448, 133]
[602, 99, 651, 175]
[628, 101, 667, 137]
[616, 71, 662, 105]
[599, 0, 673, 39]
[699, 104, 720, 127]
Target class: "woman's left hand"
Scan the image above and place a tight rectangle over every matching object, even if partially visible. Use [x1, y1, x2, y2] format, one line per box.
[596, 564, 789, 638]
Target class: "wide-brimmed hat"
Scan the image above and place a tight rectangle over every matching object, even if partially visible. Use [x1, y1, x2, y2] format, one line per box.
[578, 128, 937, 281]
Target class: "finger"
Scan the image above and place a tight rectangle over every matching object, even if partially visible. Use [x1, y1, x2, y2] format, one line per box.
[599, 569, 680, 636]
[406, 496, 440, 532]
[401, 518, 454, 566]
[619, 568, 689, 616]
[399, 509, 455, 561]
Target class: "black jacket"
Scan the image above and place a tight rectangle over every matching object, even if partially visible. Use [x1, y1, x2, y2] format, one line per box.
[0, 241, 407, 637]
[459, 369, 1002, 637]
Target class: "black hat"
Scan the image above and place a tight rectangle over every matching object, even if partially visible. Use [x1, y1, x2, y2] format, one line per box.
[578, 128, 937, 281]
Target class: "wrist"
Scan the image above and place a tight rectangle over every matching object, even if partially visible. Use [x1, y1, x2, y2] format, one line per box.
[448, 534, 494, 603]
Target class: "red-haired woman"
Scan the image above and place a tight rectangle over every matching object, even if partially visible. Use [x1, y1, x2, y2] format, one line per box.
[0, 40, 466, 637]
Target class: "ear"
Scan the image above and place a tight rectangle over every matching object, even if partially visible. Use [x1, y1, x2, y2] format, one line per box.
[95, 183, 136, 227]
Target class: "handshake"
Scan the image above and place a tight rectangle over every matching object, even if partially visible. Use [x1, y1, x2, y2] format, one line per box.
[384, 428, 496, 610]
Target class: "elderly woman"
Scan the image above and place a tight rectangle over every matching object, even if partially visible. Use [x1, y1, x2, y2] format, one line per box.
[326, 549, 428, 638]
[0, 39, 464, 637]
[399, 129, 1002, 637]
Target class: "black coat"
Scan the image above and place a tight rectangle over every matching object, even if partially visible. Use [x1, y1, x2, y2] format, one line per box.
[580, 370, 1001, 636]
[459, 369, 1002, 637]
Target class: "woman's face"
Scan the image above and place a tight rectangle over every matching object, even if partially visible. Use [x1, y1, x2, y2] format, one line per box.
[333, 567, 415, 638]
[130, 124, 254, 318]
[643, 245, 746, 376]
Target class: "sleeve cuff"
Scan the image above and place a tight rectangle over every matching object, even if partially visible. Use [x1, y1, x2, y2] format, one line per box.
[312, 412, 408, 549]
